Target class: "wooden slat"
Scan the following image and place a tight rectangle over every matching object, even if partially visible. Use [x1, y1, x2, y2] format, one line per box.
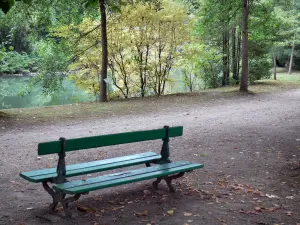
[54, 161, 204, 194]
[38, 126, 183, 155]
[19, 152, 161, 183]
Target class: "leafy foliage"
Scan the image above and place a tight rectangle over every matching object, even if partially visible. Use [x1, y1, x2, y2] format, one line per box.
[54, 0, 191, 98]
[1, 0, 300, 105]
[0, 45, 37, 74]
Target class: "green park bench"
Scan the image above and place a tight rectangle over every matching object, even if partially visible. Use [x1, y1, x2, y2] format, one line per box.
[20, 126, 204, 218]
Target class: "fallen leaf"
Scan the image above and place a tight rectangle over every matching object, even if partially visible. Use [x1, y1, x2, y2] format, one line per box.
[76, 204, 96, 213]
[254, 207, 262, 212]
[285, 196, 294, 200]
[135, 210, 148, 217]
[286, 211, 293, 216]
[167, 210, 174, 216]
[239, 209, 259, 215]
[218, 181, 226, 188]
[266, 194, 280, 199]
[112, 206, 124, 211]
[55, 207, 64, 212]
[26, 207, 33, 210]
[183, 212, 192, 217]
[265, 207, 280, 212]
[253, 190, 265, 197]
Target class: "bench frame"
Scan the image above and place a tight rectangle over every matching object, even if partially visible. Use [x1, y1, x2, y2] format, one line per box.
[39, 126, 187, 218]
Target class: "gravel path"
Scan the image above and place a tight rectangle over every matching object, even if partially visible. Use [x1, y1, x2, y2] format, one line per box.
[0, 89, 300, 225]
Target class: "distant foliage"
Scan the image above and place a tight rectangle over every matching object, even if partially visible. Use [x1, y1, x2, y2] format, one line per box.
[180, 43, 222, 89]
[248, 41, 272, 82]
[0, 45, 37, 74]
[249, 56, 272, 82]
[1, 0, 300, 102]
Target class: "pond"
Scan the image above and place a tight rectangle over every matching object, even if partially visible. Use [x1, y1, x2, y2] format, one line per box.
[0, 71, 200, 109]
[0, 76, 96, 109]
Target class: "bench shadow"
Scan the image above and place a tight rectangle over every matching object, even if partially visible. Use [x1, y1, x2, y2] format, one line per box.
[35, 180, 209, 224]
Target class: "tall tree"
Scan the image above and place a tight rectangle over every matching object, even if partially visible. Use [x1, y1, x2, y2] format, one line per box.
[99, 0, 108, 102]
[288, 0, 296, 74]
[232, 28, 238, 81]
[240, 0, 249, 91]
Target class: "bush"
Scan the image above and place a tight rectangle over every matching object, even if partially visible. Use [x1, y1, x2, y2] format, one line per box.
[249, 55, 272, 82]
[0, 46, 37, 74]
[248, 40, 272, 82]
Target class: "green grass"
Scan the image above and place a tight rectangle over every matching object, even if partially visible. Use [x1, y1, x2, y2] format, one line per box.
[272, 72, 300, 82]
[251, 71, 300, 92]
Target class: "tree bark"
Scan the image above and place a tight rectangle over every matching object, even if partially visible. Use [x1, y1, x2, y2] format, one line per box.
[288, 38, 295, 74]
[226, 29, 230, 84]
[236, 29, 241, 84]
[99, 0, 108, 102]
[289, 0, 296, 75]
[222, 30, 229, 86]
[240, 0, 249, 91]
[273, 53, 277, 80]
[232, 28, 238, 81]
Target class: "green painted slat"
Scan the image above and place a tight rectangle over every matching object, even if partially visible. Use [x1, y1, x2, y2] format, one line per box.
[55, 161, 190, 189]
[54, 162, 204, 194]
[21, 155, 160, 183]
[38, 126, 183, 155]
[19, 152, 161, 183]
[21, 152, 158, 177]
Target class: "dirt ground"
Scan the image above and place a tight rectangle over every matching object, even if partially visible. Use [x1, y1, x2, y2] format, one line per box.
[1, 87, 300, 225]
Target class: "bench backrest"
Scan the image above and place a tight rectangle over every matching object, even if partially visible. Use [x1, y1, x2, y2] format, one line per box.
[38, 126, 183, 155]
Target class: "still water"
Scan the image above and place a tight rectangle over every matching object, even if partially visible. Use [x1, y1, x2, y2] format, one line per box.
[0, 72, 199, 109]
[0, 76, 96, 109]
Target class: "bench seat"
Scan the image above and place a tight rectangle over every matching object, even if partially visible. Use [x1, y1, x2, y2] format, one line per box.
[54, 161, 204, 194]
[20, 152, 161, 183]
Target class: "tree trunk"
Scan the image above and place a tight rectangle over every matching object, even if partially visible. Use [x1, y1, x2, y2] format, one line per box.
[99, 0, 108, 102]
[288, 39, 295, 74]
[226, 29, 230, 84]
[236, 29, 241, 84]
[289, 0, 296, 75]
[240, 0, 249, 91]
[273, 53, 277, 80]
[222, 30, 229, 86]
[232, 28, 238, 81]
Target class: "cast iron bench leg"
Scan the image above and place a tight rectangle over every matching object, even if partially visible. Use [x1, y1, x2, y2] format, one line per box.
[61, 194, 81, 218]
[42, 181, 64, 213]
[42, 181, 82, 218]
[152, 172, 185, 192]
